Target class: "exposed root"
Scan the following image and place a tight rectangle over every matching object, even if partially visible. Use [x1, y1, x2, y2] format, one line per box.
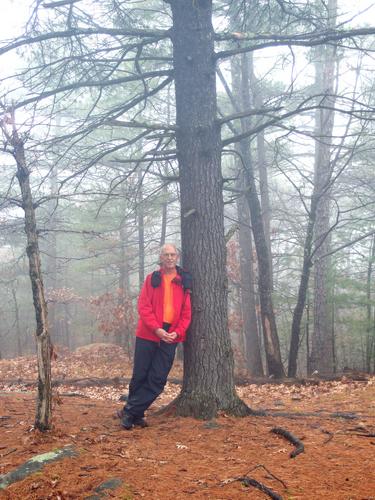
[157, 392, 259, 420]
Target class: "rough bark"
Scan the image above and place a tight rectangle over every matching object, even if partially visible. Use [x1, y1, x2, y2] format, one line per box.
[169, 0, 250, 418]
[6, 114, 52, 431]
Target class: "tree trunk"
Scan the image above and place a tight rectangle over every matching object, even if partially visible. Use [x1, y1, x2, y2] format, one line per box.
[311, 206, 334, 374]
[169, 0, 250, 418]
[249, 54, 273, 283]
[11, 285, 23, 357]
[237, 192, 264, 376]
[9, 116, 52, 431]
[366, 235, 375, 372]
[230, 55, 263, 376]
[89, 268, 95, 344]
[238, 53, 284, 378]
[288, 215, 315, 376]
[310, 0, 337, 375]
[305, 296, 311, 374]
[288, 0, 337, 377]
[64, 303, 71, 350]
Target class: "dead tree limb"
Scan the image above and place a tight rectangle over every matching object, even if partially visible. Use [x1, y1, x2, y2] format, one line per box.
[1, 108, 52, 432]
[244, 464, 287, 489]
[238, 476, 283, 500]
[271, 427, 305, 458]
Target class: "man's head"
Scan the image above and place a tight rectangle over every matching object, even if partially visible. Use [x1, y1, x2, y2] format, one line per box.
[159, 243, 179, 272]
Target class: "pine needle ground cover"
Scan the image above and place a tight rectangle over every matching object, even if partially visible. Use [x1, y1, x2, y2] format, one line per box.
[0, 345, 374, 499]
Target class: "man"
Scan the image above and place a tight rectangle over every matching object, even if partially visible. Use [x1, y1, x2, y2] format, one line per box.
[120, 243, 192, 430]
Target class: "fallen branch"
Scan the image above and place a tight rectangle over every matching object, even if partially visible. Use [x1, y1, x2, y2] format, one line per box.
[58, 392, 90, 398]
[322, 430, 334, 444]
[244, 464, 287, 489]
[271, 427, 304, 458]
[266, 410, 360, 420]
[1, 448, 17, 458]
[238, 476, 283, 500]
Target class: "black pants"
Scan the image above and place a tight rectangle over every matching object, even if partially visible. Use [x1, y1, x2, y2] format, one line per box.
[124, 324, 177, 419]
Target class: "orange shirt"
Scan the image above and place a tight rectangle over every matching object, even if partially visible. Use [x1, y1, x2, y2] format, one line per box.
[163, 271, 177, 324]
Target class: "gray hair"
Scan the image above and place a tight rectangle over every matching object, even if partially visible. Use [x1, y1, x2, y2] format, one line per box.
[159, 243, 179, 256]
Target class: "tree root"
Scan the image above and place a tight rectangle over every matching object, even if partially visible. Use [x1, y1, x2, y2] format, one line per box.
[271, 427, 304, 458]
[159, 392, 260, 419]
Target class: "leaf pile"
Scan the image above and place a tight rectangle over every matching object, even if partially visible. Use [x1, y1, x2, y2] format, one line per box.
[0, 346, 373, 411]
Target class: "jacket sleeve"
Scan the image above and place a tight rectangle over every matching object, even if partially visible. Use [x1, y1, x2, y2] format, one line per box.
[174, 291, 192, 342]
[138, 277, 161, 332]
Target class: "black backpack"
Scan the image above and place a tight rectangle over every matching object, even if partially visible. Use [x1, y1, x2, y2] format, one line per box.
[151, 265, 192, 291]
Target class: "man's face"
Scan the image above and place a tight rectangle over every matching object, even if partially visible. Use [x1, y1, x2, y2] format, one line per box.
[160, 245, 179, 271]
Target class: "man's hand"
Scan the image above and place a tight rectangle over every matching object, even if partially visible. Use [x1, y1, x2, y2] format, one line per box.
[155, 328, 178, 343]
[168, 331, 178, 341]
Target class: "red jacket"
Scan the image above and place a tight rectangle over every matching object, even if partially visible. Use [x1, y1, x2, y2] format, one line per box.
[136, 269, 192, 343]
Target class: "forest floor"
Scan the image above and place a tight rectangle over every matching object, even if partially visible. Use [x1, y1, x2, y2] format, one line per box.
[0, 343, 374, 500]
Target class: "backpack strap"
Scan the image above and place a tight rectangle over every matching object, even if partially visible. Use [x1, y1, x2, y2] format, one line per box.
[151, 270, 162, 288]
[176, 265, 192, 291]
[151, 267, 192, 291]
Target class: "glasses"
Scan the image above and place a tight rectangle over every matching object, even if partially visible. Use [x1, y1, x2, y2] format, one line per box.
[162, 253, 177, 257]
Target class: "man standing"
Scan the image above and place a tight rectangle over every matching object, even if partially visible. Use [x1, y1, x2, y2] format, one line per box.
[120, 243, 192, 430]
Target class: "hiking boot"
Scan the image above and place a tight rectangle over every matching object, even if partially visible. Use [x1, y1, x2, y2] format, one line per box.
[133, 417, 148, 428]
[121, 414, 134, 430]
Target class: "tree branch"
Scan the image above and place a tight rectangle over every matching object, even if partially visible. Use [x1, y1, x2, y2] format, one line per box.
[12, 70, 172, 109]
[314, 229, 375, 262]
[218, 106, 283, 125]
[215, 27, 375, 60]
[0, 27, 170, 56]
